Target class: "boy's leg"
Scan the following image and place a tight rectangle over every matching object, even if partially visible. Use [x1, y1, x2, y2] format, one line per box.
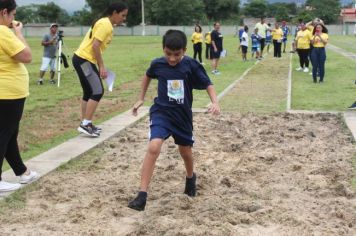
[128, 138, 164, 211]
[178, 145, 196, 197]
[140, 138, 164, 192]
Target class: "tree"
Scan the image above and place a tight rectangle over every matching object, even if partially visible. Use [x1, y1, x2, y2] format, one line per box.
[146, 0, 205, 25]
[85, 0, 142, 26]
[267, 3, 290, 22]
[243, 0, 268, 18]
[305, 0, 341, 24]
[203, 0, 240, 21]
[15, 5, 40, 23]
[38, 2, 62, 23]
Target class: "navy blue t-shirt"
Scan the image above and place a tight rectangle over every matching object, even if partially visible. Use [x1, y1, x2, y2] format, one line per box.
[211, 30, 223, 51]
[146, 56, 212, 133]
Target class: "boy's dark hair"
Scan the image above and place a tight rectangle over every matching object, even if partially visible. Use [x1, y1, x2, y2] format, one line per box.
[244, 25, 248, 32]
[267, 23, 271, 27]
[0, 0, 16, 12]
[89, 2, 128, 38]
[162, 30, 187, 50]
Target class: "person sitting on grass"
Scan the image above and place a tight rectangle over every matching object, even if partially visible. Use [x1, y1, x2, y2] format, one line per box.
[128, 29, 220, 211]
[251, 28, 261, 60]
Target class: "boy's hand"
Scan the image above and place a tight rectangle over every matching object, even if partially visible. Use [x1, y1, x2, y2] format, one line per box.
[132, 100, 144, 116]
[208, 102, 220, 115]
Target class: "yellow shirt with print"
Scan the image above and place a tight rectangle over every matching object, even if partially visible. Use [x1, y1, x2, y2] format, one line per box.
[272, 28, 283, 41]
[296, 30, 312, 49]
[191, 32, 203, 44]
[0, 26, 29, 99]
[75, 17, 113, 64]
[205, 32, 211, 44]
[312, 33, 328, 48]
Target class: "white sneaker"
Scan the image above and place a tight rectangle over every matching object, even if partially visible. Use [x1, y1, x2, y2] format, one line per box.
[20, 170, 38, 184]
[303, 67, 309, 73]
[0, 181, 21, 192]
[296, 67, 303, 71]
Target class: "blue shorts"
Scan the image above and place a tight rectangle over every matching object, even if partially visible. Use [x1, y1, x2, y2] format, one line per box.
[283, 37, 287, 43]
[149, 115, 194, 146]
[251, 47, 260, 53]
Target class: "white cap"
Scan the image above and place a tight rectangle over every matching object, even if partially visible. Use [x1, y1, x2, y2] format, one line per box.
[50, 23, 58, 28]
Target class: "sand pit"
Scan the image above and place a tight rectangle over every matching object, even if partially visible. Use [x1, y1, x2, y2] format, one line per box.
[1, 112, 356, 235]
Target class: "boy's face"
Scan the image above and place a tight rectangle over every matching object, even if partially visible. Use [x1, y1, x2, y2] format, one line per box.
[163, 47, 186, 67]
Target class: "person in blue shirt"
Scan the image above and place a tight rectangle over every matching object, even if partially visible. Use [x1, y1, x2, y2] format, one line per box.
[265, 23, 272, 53]
[128, 29, 220, 211]
[251, 28, 261, 59]
[237, 24, 244, 53]
[281, 21, 290, 53]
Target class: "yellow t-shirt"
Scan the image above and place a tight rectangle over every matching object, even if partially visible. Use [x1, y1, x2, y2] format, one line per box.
[205, 32, 211, 44]
[0, 26, 29, 99]
[191, 32, 203, 44]
[75, 17, 113, 64]
[312, 33, 328, 48]
[296, 30, 312, 49]
[272, 28, 283, 41]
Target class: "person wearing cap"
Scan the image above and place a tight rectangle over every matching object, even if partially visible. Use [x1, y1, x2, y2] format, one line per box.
[38, 23, 58, 85]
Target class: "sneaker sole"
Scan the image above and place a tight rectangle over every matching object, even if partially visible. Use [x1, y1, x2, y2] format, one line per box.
[77, 127, 100, 137]
[20, 175, 38, 184]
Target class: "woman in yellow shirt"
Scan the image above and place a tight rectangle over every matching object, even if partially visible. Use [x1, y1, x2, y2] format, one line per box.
[295, 23, 312, 73]
[191, 25, 204, 64]
[205, 31, 211, 60]
[72, 2, 128, 137]
[310, 23, 328, 83]
[271, 23, 283, 58]
[0, 0, 38, 192]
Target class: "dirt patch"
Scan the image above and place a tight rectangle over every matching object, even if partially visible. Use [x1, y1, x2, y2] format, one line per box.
[1, 112, 356, 235]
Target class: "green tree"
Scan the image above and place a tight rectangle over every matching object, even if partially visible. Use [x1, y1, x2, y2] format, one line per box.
[85, 0, 141, 26]
[203, 0, 240, 21]
[38, 2, 62, 23]
[146, 0, 205, 25]
[15, 5, 40, 23]
[243, 0, 268, 18]
[72, 8, 93, 26]
[305, 0, 341, 24]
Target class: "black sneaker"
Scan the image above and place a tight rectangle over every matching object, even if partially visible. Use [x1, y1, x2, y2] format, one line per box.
[49, 79, 56, 84]
[77, 123, 100, 137]
[348, 102, 356, 110]
[128, 194, 147, 211]
[37, 79, 43, 85]
[92, 124, 102, 133]
[184, 173, 196, 197]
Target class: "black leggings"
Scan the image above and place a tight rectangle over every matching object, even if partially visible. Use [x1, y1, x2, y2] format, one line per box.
[297, 48, 310, 68]
[72, 54, 104, 102]
[0, 98, 27, 181]
[273, 40, 282, 58]
[193, 42, 203, 63]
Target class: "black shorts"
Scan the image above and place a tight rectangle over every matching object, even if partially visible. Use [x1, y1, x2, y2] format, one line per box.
[241, 46, 248, 54]
[210, 49, 221, 59]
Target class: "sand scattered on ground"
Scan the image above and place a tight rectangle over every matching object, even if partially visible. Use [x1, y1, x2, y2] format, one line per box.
[1, 112, 356, 236]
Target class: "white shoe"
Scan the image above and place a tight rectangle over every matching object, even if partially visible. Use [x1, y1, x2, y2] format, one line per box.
[200, 62, 205, 65]
[303, 67, 309, 73]
[296, 67, 303, 71]
[20, 170, 38, 184]
[0, 181, 21, 192]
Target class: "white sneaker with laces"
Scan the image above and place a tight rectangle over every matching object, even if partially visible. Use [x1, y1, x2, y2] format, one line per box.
[303, 67, 309, 73]
[0, 181, 21, 192]
[20, 170, 38, 184]
[296, 67, 303, 71]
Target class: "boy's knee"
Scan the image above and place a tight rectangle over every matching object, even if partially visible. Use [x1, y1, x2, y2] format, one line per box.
[90, 92, 104, 102]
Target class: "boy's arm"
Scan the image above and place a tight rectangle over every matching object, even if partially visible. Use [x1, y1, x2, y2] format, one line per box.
[132, 74, 152, 116]
[206, 85, 220, 115]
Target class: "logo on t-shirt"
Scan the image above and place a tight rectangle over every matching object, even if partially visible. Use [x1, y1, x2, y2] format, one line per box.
[167, 80, 184, 104]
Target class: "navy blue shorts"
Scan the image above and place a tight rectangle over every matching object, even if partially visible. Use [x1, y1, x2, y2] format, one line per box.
[149, 115, 194, 146]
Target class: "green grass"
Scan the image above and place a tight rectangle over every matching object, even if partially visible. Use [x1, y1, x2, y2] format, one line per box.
[329, 35, 356, 55]
[219, 53, 289, 114]
[291, 48, 356, 111]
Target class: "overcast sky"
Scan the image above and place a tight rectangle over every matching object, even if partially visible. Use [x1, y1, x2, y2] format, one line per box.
[16, 0, 86, 13]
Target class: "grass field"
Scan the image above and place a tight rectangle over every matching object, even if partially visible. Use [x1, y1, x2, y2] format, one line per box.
[329, 35, 356, 55]
[291, 47, 356, 111]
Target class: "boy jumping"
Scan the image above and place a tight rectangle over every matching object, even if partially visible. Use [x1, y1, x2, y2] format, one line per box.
[128, 30, 220, 211]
